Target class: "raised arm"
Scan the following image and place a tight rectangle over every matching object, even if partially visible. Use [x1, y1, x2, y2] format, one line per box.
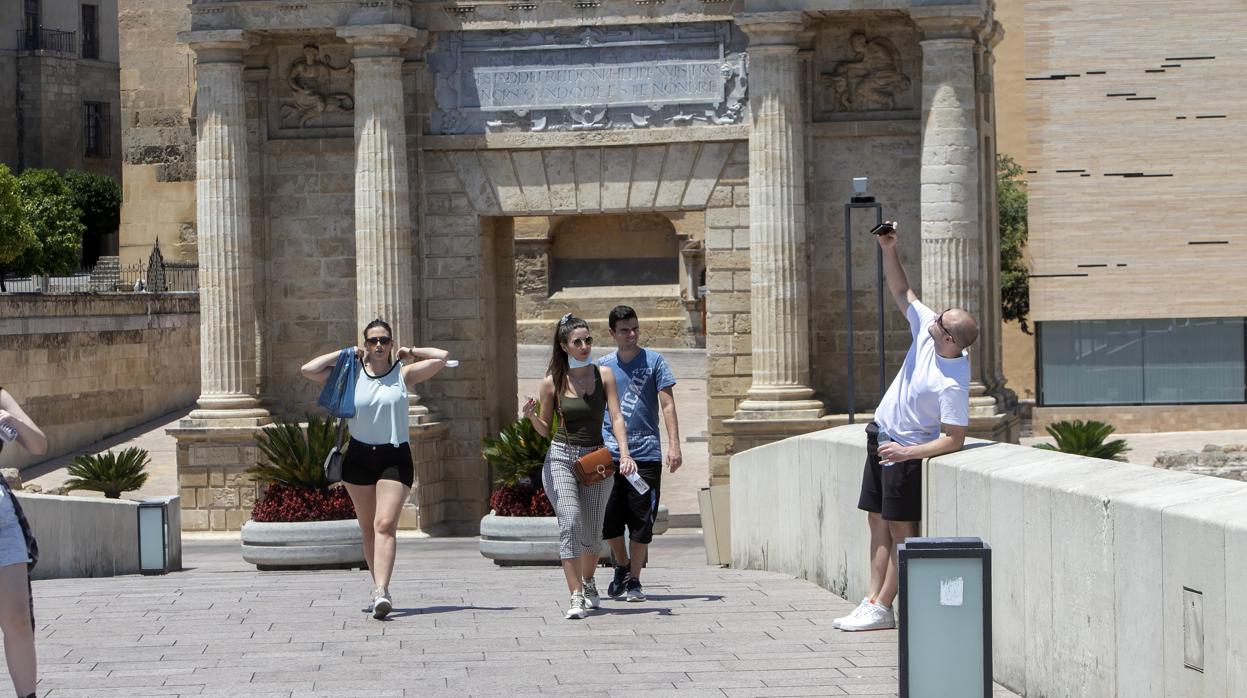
[300, 348, 351, 385]
[522, 376, 557, 438]
[0, 389, 47, 456]
[601, 369, 636, 475]
[398, 346, 450, 388]
[876, 222, 919, 313]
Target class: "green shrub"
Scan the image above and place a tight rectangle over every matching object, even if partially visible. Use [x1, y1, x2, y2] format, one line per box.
[482, 409, 558, 489]
[11, 169, 85, 277]
[64, 447, 151, 499]
[249, 415, 346, 490]
[0, 164, 35, 272]
[1034, 419, 1130, 461]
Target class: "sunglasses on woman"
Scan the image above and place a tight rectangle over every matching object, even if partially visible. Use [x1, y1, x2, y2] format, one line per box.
[570, 337, 593, 348]
[365, 336, 392, 347]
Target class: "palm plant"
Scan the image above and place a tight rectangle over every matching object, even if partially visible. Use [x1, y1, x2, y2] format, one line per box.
[64, 447, 151, 499]
[1033, 419, 1130, 461]
[482, 412, 556, 489]
[249, 414, 345, 490]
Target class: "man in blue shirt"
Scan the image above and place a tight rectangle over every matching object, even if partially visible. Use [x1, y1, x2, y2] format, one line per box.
[599, 305, 682, 602]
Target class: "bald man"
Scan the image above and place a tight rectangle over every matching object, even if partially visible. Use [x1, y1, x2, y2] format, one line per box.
[835, 221, 978, 633]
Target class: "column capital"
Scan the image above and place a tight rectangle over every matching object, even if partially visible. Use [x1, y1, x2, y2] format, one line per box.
[178, 29, 250, 61]
[338, 24, 427, 57]
[735, 12, 808, 49]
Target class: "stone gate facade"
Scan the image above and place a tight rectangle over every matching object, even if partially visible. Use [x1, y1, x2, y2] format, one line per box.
[123, 0, 1018, 532]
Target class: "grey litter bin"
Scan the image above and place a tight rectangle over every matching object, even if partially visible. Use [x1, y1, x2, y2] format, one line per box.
[897, 536, 992, 698]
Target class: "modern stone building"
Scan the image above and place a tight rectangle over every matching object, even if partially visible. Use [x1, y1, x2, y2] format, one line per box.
[122, 0, 1018, 532]
[0, 0, 121, 181]
[1025, 0, 1247, 432]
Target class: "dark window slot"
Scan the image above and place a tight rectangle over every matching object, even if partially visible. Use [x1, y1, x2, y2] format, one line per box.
[1188, 241, 1229, 245]
[1086, 70, 1107, 75]
[1165, 56, 1214, 61]
[1077, 264, 1108, 268]
[1107, 92, 1136, 97]
[1056, 169, 1087, 173]
[1162, 64, 1182, 68]
[1126, 97, 1157, 101]
[1145, 69, 1166, 73]
[1029, 273, 1091, 279]
[1196, 115, 1227, 119]
[1116, 264, 1128, 267]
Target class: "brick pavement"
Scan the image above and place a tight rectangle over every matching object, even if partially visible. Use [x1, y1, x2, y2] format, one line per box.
[11, 531, 1019, 697]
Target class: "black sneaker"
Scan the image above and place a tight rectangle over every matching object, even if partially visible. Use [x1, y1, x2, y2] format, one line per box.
[607, 564, 631, 599]
[625, 578, 645, 602]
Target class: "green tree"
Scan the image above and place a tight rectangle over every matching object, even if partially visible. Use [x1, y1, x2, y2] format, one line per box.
[998, 154, 1030, 333]
[2, 169, 86, 288]
[63, 170, 121, 266]
[1033, 419, 1130, 462]
[0, 165, 36, 291]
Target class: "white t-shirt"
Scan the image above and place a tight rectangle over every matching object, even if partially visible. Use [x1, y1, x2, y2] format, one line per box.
[873, 300, 971, 446]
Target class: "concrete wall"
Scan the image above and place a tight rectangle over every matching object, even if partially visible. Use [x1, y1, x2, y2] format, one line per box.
[17, 493, 139, 580]
[0, 294, 199, 472]
[731, 424, 1247, 698]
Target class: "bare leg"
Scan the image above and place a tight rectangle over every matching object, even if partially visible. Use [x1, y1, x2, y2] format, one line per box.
[343, 483, 377, 584]
[560, 559, 583, 595]
[0, 564, 36, 696]
[578, 551, 599, 584]
[628, 541, 648, 581]
[866, 512, 892, 600]
[369, 479, 410, 592]
[606, 536, 629, 568]
[877, 521, 919, 608]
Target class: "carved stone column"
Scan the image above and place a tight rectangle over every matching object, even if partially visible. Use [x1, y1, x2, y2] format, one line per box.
[182, 30, 267, 424]
[339, 24, 426, 419]
[915, 10, 1016, 440]
[733, 13, 824, 420]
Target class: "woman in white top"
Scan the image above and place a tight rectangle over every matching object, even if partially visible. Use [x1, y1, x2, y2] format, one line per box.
[0, 387, 47, 698]
[301, 319, 450, 619]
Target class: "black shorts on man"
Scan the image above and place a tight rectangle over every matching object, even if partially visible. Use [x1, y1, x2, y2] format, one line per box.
[602, 460, 662, 544]
[341, 438, 414, 488]
[856, 422, 922, 522]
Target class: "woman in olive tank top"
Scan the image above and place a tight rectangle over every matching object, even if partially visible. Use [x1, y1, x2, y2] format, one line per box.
[0, 387, 46, 698]
[523, 314, 635, 620]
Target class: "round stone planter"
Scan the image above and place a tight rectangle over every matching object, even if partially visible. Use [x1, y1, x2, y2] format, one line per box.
[240, 519, 366, 571]
[479, 504, 670, 566]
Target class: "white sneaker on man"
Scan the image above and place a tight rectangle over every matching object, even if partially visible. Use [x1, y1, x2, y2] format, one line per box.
[838, 601, 895, 631]
[565, 591, 588, 620]
[832, 597, 873, 629]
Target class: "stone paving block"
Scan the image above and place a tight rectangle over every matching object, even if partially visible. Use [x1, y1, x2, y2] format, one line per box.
[12, 533, 1020, 698]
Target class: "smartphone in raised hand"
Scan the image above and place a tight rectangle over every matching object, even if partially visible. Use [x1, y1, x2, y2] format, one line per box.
[870, 221, 895, 236]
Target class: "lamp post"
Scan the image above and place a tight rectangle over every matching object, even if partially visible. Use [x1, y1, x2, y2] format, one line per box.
[844, 177, 887, 424]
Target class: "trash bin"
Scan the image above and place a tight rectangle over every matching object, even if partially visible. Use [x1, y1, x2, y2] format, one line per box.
[897, 536, 992, 698]
[137, 495, 182, 575]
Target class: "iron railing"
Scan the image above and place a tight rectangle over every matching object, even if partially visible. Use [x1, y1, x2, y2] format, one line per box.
[17, 28, 77, 55]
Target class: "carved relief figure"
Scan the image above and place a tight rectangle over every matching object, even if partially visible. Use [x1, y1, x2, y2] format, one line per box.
[281, 44, 354, 127]
[824, 34, 911, 112]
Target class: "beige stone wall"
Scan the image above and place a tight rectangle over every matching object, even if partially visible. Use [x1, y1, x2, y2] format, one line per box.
[1033, 404, 1247, 435]
[0, 294, 200, 473]
[1026, 0, 1247, 322]
[117, 0, 195, 265]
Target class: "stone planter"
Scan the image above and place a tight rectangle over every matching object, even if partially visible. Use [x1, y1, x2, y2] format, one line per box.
[240, 519, 366, 571]
[479, 504, 670, 566]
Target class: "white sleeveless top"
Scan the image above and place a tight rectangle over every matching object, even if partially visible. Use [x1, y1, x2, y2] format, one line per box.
[348, 359, 409, 447]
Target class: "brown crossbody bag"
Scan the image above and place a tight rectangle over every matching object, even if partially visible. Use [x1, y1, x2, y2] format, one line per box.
[557, 366, 616, 486]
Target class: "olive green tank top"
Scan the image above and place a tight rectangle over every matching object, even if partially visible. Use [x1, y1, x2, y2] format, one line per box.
[555, 366, 606, 448]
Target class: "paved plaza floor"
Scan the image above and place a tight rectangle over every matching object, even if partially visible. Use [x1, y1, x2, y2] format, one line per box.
[15, 531, 1019, 697]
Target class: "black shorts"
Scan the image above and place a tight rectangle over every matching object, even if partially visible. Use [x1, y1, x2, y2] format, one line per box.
[857, 422, 923, 522]
[341, 438, 413, 488]
[602, 460, 662, 545]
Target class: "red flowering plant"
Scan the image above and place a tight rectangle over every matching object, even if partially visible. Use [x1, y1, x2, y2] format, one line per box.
[482, 413, 556, 516]
[248, 415, 356, 522]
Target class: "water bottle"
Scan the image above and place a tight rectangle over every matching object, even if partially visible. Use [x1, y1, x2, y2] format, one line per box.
[0, 423, 16, 443]
[877, 430, 895, 466]
[625, 470, 650, 495]
[444, 359, 459, 368]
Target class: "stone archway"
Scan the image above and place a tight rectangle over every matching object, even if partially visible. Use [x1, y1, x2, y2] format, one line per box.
[415, 140, 752, 530]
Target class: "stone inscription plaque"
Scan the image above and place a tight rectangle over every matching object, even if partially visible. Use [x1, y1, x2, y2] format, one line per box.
[428, 24, 747, 134]
[475, 61, 727, 111]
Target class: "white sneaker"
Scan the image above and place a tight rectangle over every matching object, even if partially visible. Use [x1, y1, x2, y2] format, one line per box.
[839, 601, 895, 632]
[832, 597, 872, 629]
[372, 590, 393, 620]
[565, 591, 588, 620]
[582, 579, 601, 609]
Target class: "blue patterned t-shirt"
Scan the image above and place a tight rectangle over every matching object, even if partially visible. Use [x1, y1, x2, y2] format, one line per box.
[599, 349, 676, 462]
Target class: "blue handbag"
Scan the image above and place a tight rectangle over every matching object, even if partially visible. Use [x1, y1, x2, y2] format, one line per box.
[317, 348, 358, 419]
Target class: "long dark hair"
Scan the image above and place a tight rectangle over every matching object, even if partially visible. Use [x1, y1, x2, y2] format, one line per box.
[547, 313, 589, 408]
